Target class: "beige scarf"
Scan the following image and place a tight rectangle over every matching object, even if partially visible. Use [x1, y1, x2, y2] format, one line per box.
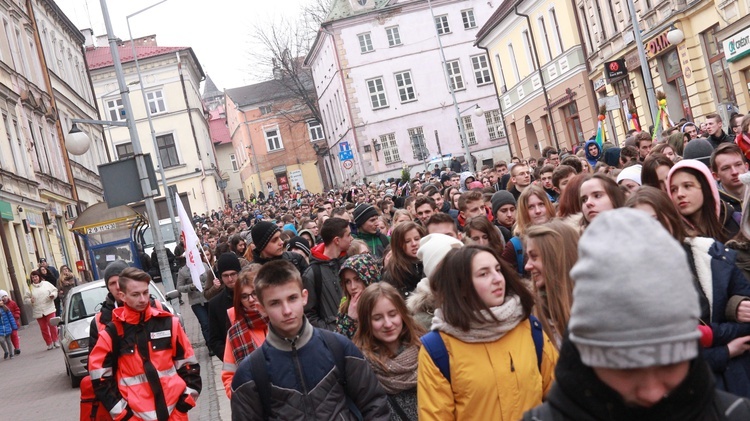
[431, 295, 524, 343]
[370, 345, 419, 394]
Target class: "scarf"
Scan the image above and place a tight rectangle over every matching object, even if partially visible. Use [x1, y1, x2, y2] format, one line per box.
[370, 345, 419, 394]
[228, 310, 268, 364]
[431, 295, 524, 343]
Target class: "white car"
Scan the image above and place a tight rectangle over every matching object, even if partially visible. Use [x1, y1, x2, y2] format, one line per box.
[51, 280, 180, 388]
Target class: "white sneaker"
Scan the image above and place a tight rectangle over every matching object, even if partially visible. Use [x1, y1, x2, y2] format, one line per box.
[53, 342, 59, 348]
[46, 344, 53, 350]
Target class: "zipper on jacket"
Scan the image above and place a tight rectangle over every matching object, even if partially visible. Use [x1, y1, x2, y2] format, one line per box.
[291, 341, 314, 419]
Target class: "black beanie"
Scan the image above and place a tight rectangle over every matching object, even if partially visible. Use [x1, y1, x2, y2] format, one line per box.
[251, 221, 281, 252]
[353, 203, 379, 227]
[103, 260, 129, 283]
[216, 252, 241, 275]
[286, 236, 311, 257]
[491, 190, 517, 217]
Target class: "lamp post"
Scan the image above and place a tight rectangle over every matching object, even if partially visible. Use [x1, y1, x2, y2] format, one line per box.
[625, 0, 658, 124]
[126, 0, 179, 240]
[66, 0, 177, 301]
[426, 0, 477, 173]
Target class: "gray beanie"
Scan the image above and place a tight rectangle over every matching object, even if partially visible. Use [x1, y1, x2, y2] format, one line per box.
[491, 190, 516, 217]
[568, 208, 701, 369]
[683, 138, 713, 166]
[103, 260, 129, 283]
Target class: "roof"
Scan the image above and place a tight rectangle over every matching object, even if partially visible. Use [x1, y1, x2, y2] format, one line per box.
[225, 71, 314, 108]
[475, 0, 523, 45]
[202, 74, 222, 100]
[208, 107, 231, 145]
[85, 43, 199, 73]
[324, 0, 392, 23]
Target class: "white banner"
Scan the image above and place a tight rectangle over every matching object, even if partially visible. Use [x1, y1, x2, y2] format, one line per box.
[175, 193, 205, 291]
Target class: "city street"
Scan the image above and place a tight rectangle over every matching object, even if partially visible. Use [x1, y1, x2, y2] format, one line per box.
[0, 292, 230, 420]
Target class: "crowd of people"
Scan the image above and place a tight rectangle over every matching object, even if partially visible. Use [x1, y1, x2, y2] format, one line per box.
[72, 111, 750, 419]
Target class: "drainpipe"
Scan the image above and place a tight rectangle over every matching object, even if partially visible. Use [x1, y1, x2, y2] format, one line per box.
[515, 6, 561, 152]
[477, 44, 513, 158]
[176, 52, 208, 209]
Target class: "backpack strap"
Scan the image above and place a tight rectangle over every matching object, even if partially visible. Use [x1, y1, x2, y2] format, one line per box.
[312, 263, 323, 306]
[510, 236, 525, 276]
[522, 403, 556, 420]
[248, 345, 272, 421]
[529, 315, 543, 372]
[420, 330, 451, 383]
[319, 329, 346, 386]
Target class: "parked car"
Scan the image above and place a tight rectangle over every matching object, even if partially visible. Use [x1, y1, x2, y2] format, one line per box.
[51, 280, 181, 388]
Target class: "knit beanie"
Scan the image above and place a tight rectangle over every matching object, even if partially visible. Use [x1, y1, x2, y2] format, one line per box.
[103, 260, 129, 283]
[616, 164, 642, 186]
[491, 190, 516, 217]
[568, 208, 701, 369]
[603, 147, 621, 167]
[286, 236, 311, 258]
[353, 203, 379, 227]
[683, 138, 713, 166]
[251, 221, 281, 252]
[216, 252, 242, 275]
[417, 234, 464, 279]
[339, 254, 381, 286]
[0, 290, 7, 299]
[467, 180, 484, 190]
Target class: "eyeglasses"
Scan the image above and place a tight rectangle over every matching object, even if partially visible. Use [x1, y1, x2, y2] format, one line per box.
[241, 292, 257, 301]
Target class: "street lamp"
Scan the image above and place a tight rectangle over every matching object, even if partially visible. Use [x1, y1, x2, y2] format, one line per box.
[65, 0, 178, 302]
[65, 124, 90, 155]
[667, 25, 685, 45]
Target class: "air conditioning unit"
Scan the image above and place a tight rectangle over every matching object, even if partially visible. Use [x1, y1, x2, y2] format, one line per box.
[65, 204, 78, 221]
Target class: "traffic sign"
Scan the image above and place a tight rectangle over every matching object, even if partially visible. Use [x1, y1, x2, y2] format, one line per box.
[339, 142, 350, 151]
[339, 150, 354, 161]
[342, 159, 354, 170]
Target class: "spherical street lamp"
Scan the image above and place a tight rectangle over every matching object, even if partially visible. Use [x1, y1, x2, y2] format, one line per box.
[473, 106, 484, 117]
[65, 124, 91, 155]
[667, 26, 684, 46]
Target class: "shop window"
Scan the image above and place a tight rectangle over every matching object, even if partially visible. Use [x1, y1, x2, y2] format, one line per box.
[663, 49, 692, 121]
[564, 101, 585, 146]
[704, 25, 736, 105]
[613, 77, 640, 134]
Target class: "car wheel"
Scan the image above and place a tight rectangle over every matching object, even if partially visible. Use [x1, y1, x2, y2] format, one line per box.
[71, 373, 82, 388]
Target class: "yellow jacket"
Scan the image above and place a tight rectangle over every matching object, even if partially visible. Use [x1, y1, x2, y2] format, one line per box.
[417, 319, 558, 420]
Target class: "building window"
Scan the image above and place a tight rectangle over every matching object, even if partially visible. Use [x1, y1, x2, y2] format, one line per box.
[579, 6, 593, 53]
[259, 105, 272, 115]
[146, 90, 166, 114]
[522, 30, 537, 71]
[264, 127, 283, 151]
[394, 71, 417, 102]
[549, 8, 563, 55]
[380, 133, 400, 164]
[358, 32, 374, 53]
[307, 120, 325, 141]
[508, 44, 520, 84]
[445, 60, 465, 91]
[106, 98, 125, 121]
[595, 2, 608, 41]
[564, 101, 585, 146]
[366, 77, 389, 109]
[435, 15, 451, 35]
[407, 127, 428, 160]
[456, 116, 476, 146]
[704, 25, 736, 105]
[156, 133, 179, 167]
[116, 142, 134, 159]
[471, 55, 493, 85]
[484, 110, 506, 139]
[461, 9, 476, 29]
[386, 26, 401, 47]
[538, 17, 552, 61]
[230, 154, 238, 171]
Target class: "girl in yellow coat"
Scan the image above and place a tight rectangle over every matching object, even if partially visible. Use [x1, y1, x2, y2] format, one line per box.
[417, 245, 558, 420]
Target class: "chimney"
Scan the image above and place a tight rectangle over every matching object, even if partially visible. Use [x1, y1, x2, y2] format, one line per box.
[272, 58, 283, 80]
[81, 28, 94, 49]
[95, 34, 109, 47]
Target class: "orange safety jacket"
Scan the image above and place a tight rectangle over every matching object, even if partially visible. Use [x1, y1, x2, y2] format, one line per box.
[88, 304, 201, 421]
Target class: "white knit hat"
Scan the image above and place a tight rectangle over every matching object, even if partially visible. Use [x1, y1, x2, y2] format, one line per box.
[417, 234, 464, 279]
[0, 290, 7, 299]
[616, 164, 642, 186]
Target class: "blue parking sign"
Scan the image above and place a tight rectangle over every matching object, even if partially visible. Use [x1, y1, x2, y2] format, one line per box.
[339, 150, 354, 161]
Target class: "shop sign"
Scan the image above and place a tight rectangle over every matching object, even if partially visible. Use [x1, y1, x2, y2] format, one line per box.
[723, 26, 750, 62]
[25, 211, 44, 228]
[605, 59, 628, 81]
[593, 78, 607, 91]
[289, 169, 305, 190]
[0, 200, 13, 221]
[644, 31, 673, 59]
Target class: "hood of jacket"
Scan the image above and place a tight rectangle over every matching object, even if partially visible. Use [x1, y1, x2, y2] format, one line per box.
[584, 139, 601, 166]
[459, 171, 475, 192]
[339, 253, 381, 286]
[310, 242, 346, 263]
[666, 159, 720, 218]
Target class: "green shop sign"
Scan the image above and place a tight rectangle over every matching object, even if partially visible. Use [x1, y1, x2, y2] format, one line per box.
[0, 200, 13, 221]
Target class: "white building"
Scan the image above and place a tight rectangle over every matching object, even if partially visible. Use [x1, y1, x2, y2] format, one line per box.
[85, 34, 223, 215]
[306, 0, 510, 182]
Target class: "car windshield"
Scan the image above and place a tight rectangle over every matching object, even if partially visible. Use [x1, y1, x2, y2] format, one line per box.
[65, 284, 163, 322]
[142, 223, 177, 247]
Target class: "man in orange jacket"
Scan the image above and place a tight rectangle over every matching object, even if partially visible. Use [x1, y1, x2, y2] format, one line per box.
[89, 267, 201, 420]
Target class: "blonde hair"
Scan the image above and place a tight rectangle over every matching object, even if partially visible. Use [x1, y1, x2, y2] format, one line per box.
[514, 185, 555, 236]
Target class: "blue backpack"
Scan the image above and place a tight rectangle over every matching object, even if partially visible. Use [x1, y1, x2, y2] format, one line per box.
[420, 315, 544, 383]
[509, 236, 525, 276]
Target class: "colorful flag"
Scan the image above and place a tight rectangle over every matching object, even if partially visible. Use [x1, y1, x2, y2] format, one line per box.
[174, 193, 205, 291]
[595, 119, 606, 147]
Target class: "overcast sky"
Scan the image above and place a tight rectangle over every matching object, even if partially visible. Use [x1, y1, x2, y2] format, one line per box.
[55, 0, 313, 92]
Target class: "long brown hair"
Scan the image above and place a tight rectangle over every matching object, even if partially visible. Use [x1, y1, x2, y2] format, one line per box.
[556, 173, 587, 218]
[353, 283, 425, 368]
[625, 186, 687, 242]
[430, 245, 534, 332]
[384, 222, 424, 289]
[669, 167, 728, 242]
[579, 174, 626, 227]
[233, 264, 262, 317]
[465, 216, 505, 251]
[515, 185, 555, 236]
[523, 221, 578, 347]
[641, 153, 673, 191]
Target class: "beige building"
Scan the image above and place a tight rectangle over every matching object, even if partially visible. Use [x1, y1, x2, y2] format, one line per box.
[85, 34, 223, 216]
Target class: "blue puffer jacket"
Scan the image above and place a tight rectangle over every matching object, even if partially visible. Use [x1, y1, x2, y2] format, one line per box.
[0, 307, 18, 336]
[685, 237, 750, 398]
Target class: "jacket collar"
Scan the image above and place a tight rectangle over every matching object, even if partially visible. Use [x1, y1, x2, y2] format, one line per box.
[265, 317, 313, 351]
[113, 303, 158, 324]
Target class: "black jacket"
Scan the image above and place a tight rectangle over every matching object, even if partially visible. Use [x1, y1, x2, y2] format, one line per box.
[302, 254, 345, 331]
[207, 287, 233, 361]
[251, 250, 308, 274]
[523, 338, 750, 421]
[709, 130, 735, 149]
[382, 261, 424, 298]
